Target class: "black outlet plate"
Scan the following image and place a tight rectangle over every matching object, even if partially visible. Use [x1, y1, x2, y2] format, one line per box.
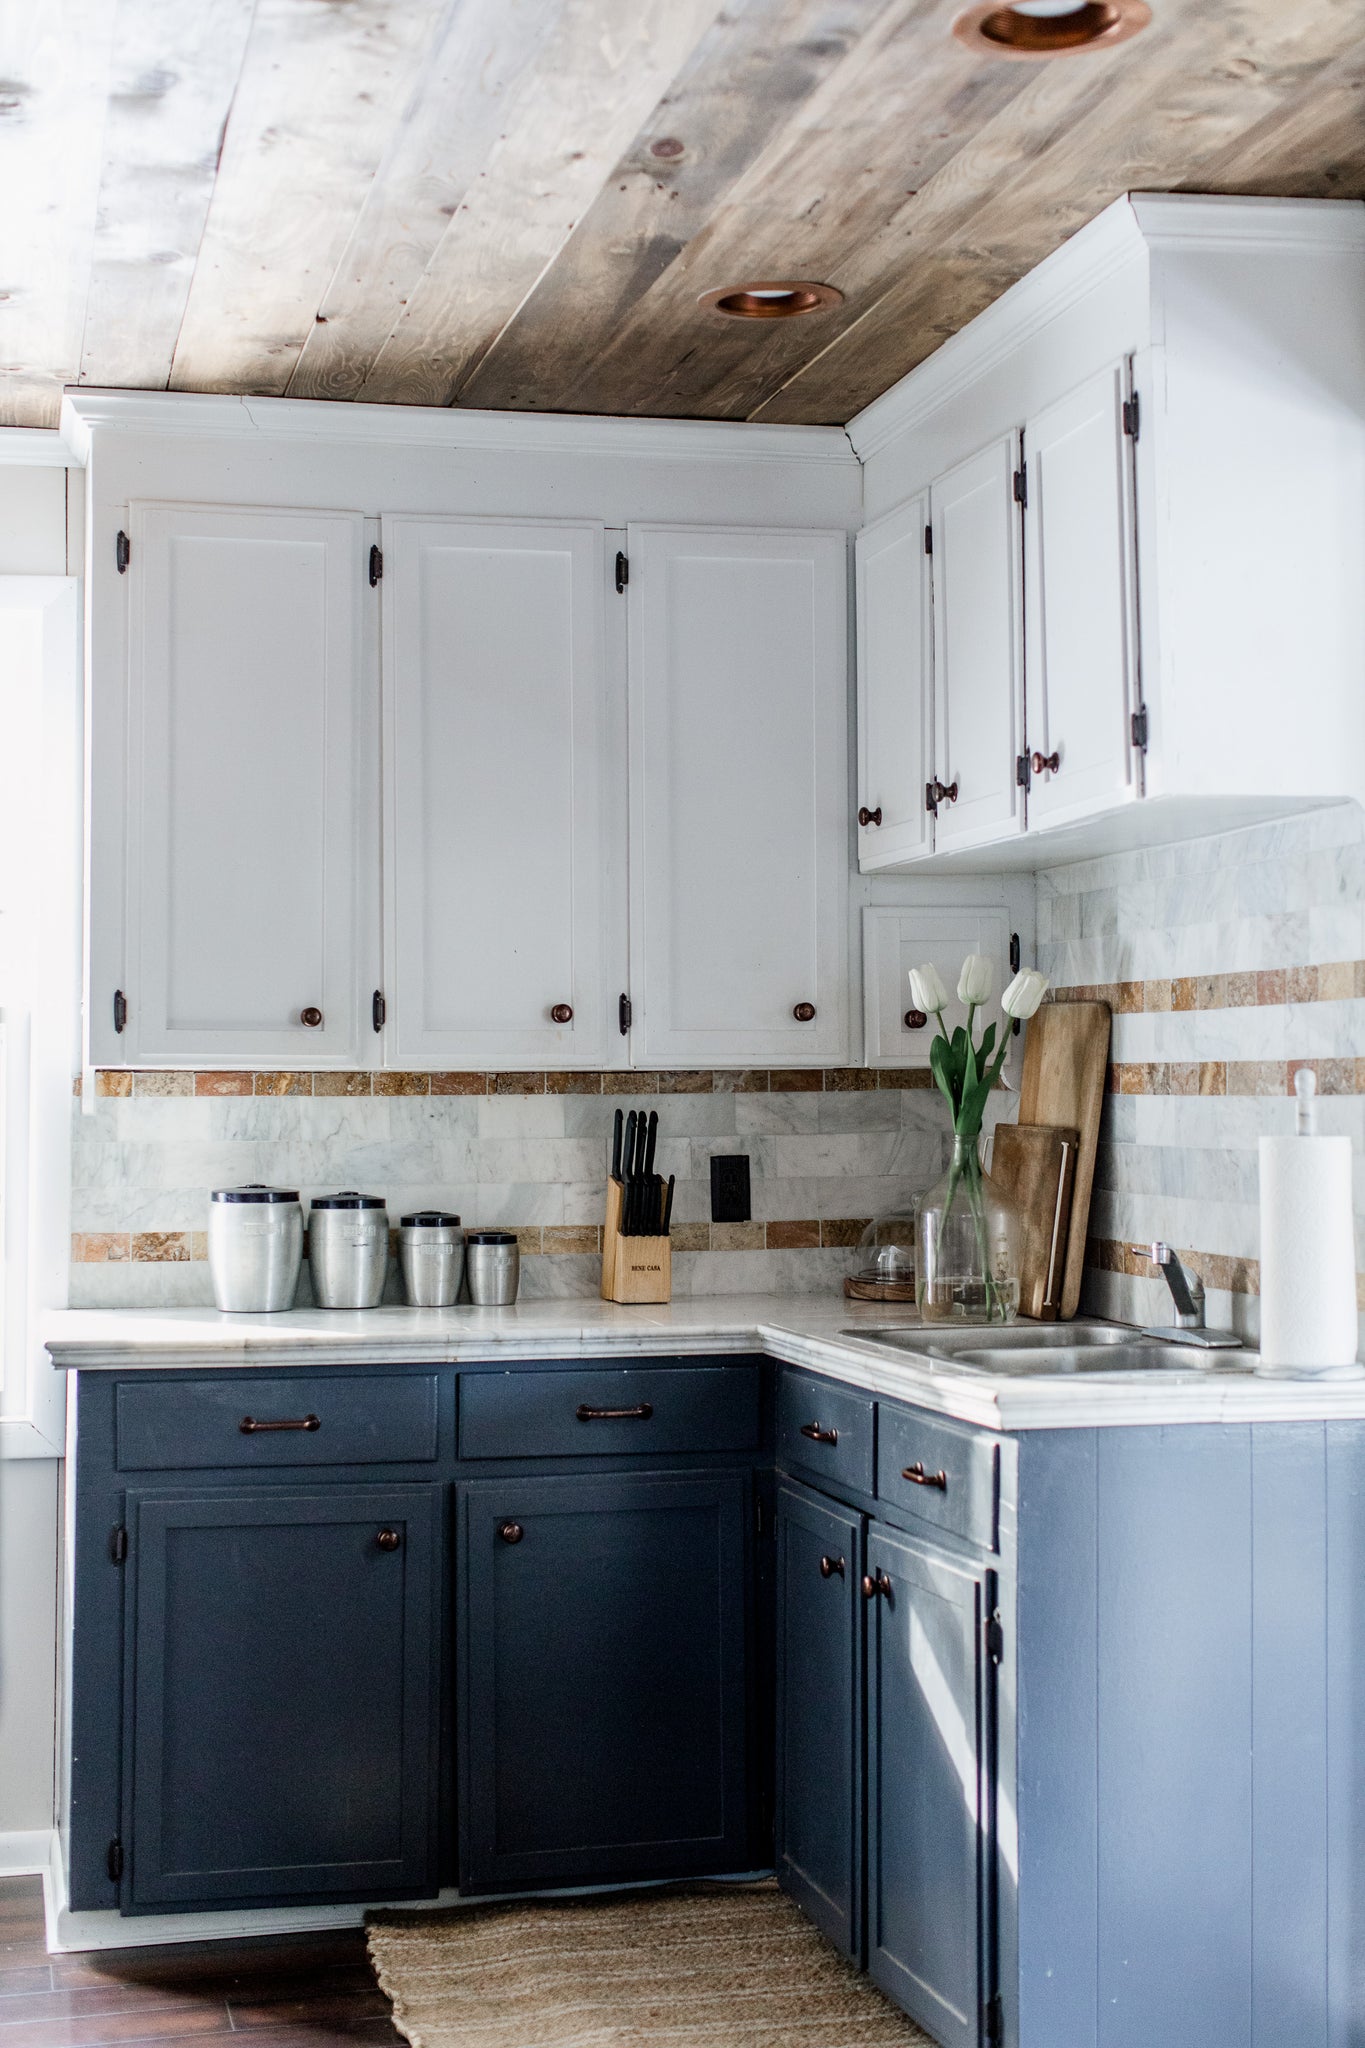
[710, 1154, 751, 1223]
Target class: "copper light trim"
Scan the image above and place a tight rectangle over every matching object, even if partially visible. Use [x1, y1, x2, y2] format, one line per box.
[951, 0, 1151, 58]
[698, 280, 843, 320]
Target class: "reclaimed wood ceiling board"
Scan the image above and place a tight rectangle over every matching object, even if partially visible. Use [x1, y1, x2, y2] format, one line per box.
[2, 0, 1364, 430]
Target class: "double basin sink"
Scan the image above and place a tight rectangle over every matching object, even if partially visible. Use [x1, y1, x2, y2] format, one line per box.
[842, 1320, 1250, 1377]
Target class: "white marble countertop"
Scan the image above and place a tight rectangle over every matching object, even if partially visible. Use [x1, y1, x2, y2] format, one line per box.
[42, 1295, 1365, 1431]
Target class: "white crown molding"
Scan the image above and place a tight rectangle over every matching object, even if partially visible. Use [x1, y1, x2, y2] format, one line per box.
[0, 428, 74, 468]
[61, 388, 858, 471]
[1129, 190, 1365, 253]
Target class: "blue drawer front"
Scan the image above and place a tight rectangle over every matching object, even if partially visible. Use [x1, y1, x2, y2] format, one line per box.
[458, 1361, 761, 1460]
[877, 1400, 998, 1550]
[115, 1375, 439, 1470]
[777, 1369, 875, 1498]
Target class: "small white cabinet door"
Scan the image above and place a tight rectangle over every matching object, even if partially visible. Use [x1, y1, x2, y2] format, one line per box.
[628, 526, 848, 1068]
[856, 494, 932, 869]
[930, 436, 1024, 852]
[382, 517, 617, 1068]
[862, 906, 1011, 1068]
[1022, 362, 1140, 830]
[122, 504, 368, 1065]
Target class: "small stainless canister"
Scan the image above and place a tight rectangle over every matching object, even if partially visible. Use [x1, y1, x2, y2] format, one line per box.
[465, 1230, 520, 1306]
[309, 1192, 389, 1309]
[208, 1186, 303, 1312]
[399, 1211, 464, 1307]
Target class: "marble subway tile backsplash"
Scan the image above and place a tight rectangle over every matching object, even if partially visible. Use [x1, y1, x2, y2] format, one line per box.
[70, 1069, 956, 1308]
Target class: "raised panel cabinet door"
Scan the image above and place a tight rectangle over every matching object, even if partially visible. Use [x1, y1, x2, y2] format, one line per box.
[867, 1524, 991, 2048]
[382, 517, 617, 1068]
[930, 437, 1025, 852]
[628, 526, 848, 1067]
[861, 904, 1011, 1068]
[1023, 362, 1140, 830]
[856, 495, 932, 869]
[123, 504, 368, 1065]
[124, 1485, 440, 1910]
[775, 1481, 864, 1958]
[459, 1471, 751, 1890]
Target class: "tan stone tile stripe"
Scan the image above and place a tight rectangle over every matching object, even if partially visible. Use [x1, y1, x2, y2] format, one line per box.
[72, 1219, 869, 1264]
[1053, 961, 1365, 1014]
[1106, 1058, 1365, 1097]
[1087, 1236, 1365, 1310]
[89, 1067, 937, 1100]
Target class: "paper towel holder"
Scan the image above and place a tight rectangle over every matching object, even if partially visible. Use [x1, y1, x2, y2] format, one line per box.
[1129, 1242, 1243, 1349]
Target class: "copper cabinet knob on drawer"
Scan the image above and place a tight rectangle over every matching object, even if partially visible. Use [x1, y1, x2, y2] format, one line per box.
[300, 1006, 323, 1027]
[550, 1003, 574, 1024]
[793, 1002, 816, 1022]
[376, 1528, 402, 1551]
[498, 1521, 524, 1545]
[902, 1461, 948, 1491]
[858, 805, 882, 828]
[1032, 750, 1060, 775]
[904, 1008, 928, 1030]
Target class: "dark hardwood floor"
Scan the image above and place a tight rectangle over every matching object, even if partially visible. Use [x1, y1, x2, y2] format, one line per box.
[0, 1880, 403, 2048]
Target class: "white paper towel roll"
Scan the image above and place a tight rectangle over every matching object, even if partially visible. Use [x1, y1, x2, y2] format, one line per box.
[1259, 1133, 1358, 1367]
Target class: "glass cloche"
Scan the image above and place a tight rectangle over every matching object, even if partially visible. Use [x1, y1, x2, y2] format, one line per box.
[844, 1207, 918, 1301]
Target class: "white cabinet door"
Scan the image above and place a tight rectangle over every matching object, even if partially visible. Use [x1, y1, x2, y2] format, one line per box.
[122, 504, 368, 1065]
[862, 906, 1011, 1068]
[382, 517, 617, 1068]
[628, 526, 848, 1068]
[856, 494, 933, 869]
[930, 436, 1025, 852]
[1022, 362, 1140, 829]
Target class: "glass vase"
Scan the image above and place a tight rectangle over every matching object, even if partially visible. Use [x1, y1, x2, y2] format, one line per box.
[917, 1134, 1022, 1325]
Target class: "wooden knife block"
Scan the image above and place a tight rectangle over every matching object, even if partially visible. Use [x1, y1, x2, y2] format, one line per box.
[600, 1178, 672, 1304]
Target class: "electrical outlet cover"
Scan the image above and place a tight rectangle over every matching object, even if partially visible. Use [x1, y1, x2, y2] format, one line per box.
[710, 1154, 751, 1223]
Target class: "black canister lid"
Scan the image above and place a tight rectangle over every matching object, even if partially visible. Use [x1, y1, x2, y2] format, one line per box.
[311, 1191, 386, 1210]
[211, 1184, 299, 1204]
[465, 1229, 518, 1245]
[400, 1211, 461, 1228]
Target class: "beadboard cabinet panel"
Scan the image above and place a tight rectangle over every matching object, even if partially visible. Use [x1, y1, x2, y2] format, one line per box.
[1022, 364, 1140, 831]
[119, 504, 370, 1065]
[856, 495, 932, 869]
[627, 526, 849, 1067]
[382, 517, 619, 1068]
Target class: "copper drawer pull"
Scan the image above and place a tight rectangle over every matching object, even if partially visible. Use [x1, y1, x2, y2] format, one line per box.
[793, 1002, 817, 1022]
[904, 1008, 928, 1029]
[858, 805, 882, 828]
[862, 1569, 892, 1601]
[300, 1006, 323, 1027]
[799, 1422, 839, 1445]
[1032, 749, 1060, 775]
[551, 1003, 574, 1023]
[240, 1414, 320, 1433]
[576, 1402, 654, 1422]
[902, 1461, 948, 1490]
[376, 1528, 401, 1551]
[820, 1554, 845, 1579]
[499, 1521, 524, 1544]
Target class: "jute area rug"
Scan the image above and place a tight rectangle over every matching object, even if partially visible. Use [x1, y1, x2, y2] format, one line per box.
[367, 1882, 933, 2048]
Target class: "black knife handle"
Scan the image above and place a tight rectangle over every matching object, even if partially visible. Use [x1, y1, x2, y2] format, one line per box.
[611, 1107, 623, 1182]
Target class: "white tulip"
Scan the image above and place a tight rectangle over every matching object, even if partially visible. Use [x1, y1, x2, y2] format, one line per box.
[957, 953, 993, 1007]
[1001, 967, 1050, 1020]
[908, 962, 949, 1014]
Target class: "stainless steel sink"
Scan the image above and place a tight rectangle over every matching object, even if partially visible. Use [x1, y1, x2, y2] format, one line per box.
[840, 1320, 1248, 1376]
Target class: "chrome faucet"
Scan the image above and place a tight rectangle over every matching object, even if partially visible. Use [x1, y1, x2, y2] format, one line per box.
[1128, 1242, 1242, 1349]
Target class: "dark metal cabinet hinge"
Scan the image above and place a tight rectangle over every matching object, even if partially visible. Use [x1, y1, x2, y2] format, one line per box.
[983, 1991, 1004, 2043]
[1014, 754, 1029, 790]
[372, 989, 386, 1033]
[1131, 705, 1149, 752]
[1009, 933, 1021, 974]
[110, 1526, 127, 1564]
[369, 545, 383, 587]
[615, 550, 629, 594]
[1012, 466, 1027, 508]
[925, 780, 938, 818]
[1122, 392, 1140, 440]
[923, 523, 933, 556]
[113, 989, 127, 1035]
[618, 992, 632, 1035]
[115, 531, 130, 574]
[986, 1607, 1004, 1666]
[107, 1838, 123, 1883]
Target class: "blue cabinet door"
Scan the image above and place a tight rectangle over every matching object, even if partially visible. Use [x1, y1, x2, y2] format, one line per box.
[460, 1470, 751, 1891]
[867, 1523, 991, 2048]
[124, 1485, 440, 1910]
[775, 1480, 864, 1958]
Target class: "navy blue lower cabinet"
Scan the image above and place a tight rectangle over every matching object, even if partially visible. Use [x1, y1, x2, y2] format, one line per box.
[123, 1485, 440, 1911]
[775, 1480, 864, 1959]
[459, 1469, 752, 1891]
[866, 1523, 992, 2048]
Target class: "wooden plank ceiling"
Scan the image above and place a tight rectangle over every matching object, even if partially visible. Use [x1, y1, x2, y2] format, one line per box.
[3, 0, 1363, 430]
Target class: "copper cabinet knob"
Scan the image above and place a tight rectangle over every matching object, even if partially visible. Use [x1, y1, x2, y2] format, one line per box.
[1032, 750, 1060, 775]
[928, 777, 959, 807]
[858, 805, 882, 828]
[904, 1008, 928, 1030]
[376, 1528, 401, 1551]
[793, 1002, 816, 1022]
[498, 1521, 524, 1545]
[550, 1003, 574, 1024]
[861, 1574, 878, 1600]
[862, 1569, 892, 1600]
[820, 1554, 845, 1579]
[300, 1006, 323, 1027]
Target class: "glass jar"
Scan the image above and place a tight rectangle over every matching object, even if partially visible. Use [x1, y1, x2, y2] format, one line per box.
[917, 1135, 1022, 1324]
[845, 1210, 918, 1302]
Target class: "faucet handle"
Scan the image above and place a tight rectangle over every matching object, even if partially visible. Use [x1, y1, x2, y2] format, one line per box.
[1129, 1241, 1203, 1325]
[1130, 1241, 1174, 1266]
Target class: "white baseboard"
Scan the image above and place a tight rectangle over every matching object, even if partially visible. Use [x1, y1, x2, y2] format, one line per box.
[0, 1828, 54, 1875]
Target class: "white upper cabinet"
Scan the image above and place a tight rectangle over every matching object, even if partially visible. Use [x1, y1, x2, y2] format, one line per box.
[627, 526, 849, 1068]
[118, 504, 369, 1066]
[929, 436, 1024, 853]
[381, 517, 618, 1070]
[1022, 362, 1140, 830]
[856, 494, 932, 869]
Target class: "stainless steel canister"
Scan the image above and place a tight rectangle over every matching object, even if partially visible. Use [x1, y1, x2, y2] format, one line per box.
[399, 1211, 463, 1307]
[208, 1186, 303, 1312]
[309, 1192, 389, 1309]
[465, 1229, 520, 1305]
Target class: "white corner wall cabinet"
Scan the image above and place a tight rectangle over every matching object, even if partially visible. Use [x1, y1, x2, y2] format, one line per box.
[72, 396, 861, 1070]
[852, 193, 1365, 873]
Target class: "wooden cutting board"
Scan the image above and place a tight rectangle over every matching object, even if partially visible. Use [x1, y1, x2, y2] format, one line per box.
[991, 1123, 1079, 1320]
[1015, 1000, 1112, 1319]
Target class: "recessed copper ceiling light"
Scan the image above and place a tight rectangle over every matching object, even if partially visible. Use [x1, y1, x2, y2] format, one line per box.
[698, 281, 844, 319]
[952, 0, 1151, 58]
